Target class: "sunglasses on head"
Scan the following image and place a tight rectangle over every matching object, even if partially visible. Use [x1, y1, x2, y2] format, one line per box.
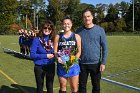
[44, 27, 52, 31]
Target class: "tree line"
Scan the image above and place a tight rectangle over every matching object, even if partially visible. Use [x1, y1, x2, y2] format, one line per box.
[0, 0, 140, 35]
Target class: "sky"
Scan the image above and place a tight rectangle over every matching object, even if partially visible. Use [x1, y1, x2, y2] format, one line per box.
[45, 0, 131, 6]
[80, 0, 131, 5]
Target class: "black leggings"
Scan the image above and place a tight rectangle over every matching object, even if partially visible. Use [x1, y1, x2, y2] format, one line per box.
[34, 64, 55, 93]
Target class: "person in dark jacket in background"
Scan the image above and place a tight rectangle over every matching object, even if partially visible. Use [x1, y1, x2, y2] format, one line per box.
[76, 8, 108, 93]
[30, 20, 56, 93]
[18, 29, 26, 54]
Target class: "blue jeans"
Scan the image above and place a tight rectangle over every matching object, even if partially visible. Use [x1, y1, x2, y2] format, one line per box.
[79, 63, 101, 93]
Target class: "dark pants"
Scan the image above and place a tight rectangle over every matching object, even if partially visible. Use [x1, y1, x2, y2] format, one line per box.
[79, 63, 101, 93]
[20, 44, 25, 54]
[34, 63, 55, 93]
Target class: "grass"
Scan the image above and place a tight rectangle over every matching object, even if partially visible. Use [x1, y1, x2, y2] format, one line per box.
[0, 35, 140, 93]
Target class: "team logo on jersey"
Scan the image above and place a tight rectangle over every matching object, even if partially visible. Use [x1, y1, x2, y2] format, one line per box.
[59, 41, 76, 46]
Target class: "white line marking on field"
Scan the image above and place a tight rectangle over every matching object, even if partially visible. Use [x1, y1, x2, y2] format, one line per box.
[102, 77, 140, 92]
[3, 47, 30, 58]
[106, 68, 140, 78]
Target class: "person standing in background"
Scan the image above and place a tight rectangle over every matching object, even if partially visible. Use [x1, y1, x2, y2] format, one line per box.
[76, 8, 108, 93]
[18, 29, 25, 54]
[30, 20, 55, 93]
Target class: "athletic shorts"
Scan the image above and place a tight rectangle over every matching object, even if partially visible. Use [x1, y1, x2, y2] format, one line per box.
[57, 64, 80, 77]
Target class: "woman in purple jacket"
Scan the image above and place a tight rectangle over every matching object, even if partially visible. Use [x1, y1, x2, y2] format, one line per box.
[30, 20, 55, 93]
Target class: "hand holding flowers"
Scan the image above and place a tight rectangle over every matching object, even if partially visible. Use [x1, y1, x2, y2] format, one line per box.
[55, 47, 79, 73]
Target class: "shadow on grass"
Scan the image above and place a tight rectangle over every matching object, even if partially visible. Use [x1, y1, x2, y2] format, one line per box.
[4, 50, 32, 61]
[0, 85, 23, 93]
[0, 84, 46, 93]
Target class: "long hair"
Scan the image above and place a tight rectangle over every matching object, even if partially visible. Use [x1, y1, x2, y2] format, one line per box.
[38, 20, 55, 42]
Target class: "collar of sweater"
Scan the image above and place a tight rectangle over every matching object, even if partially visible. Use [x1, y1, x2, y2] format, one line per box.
[43, 34, 49, 39]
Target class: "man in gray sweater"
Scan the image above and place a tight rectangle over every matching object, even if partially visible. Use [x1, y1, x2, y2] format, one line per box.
[76, 8, 108, 93]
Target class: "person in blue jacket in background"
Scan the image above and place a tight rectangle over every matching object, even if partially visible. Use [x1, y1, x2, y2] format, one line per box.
[30, 20, 56, 93]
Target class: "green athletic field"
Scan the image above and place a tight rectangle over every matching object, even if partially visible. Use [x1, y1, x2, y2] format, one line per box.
[0, 35, 140, 93]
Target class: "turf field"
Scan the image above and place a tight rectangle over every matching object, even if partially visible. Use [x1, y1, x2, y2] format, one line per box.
[0, 35, 140, 93]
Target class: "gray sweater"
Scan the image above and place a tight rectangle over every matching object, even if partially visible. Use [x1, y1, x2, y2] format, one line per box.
[76, 25, 108, 65]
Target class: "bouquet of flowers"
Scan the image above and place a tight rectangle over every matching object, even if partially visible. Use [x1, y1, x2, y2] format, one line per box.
[56, 46, 79, 73]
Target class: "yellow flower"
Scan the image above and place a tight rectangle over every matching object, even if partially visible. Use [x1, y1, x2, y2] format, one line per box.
[70, 55, 76, 62]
